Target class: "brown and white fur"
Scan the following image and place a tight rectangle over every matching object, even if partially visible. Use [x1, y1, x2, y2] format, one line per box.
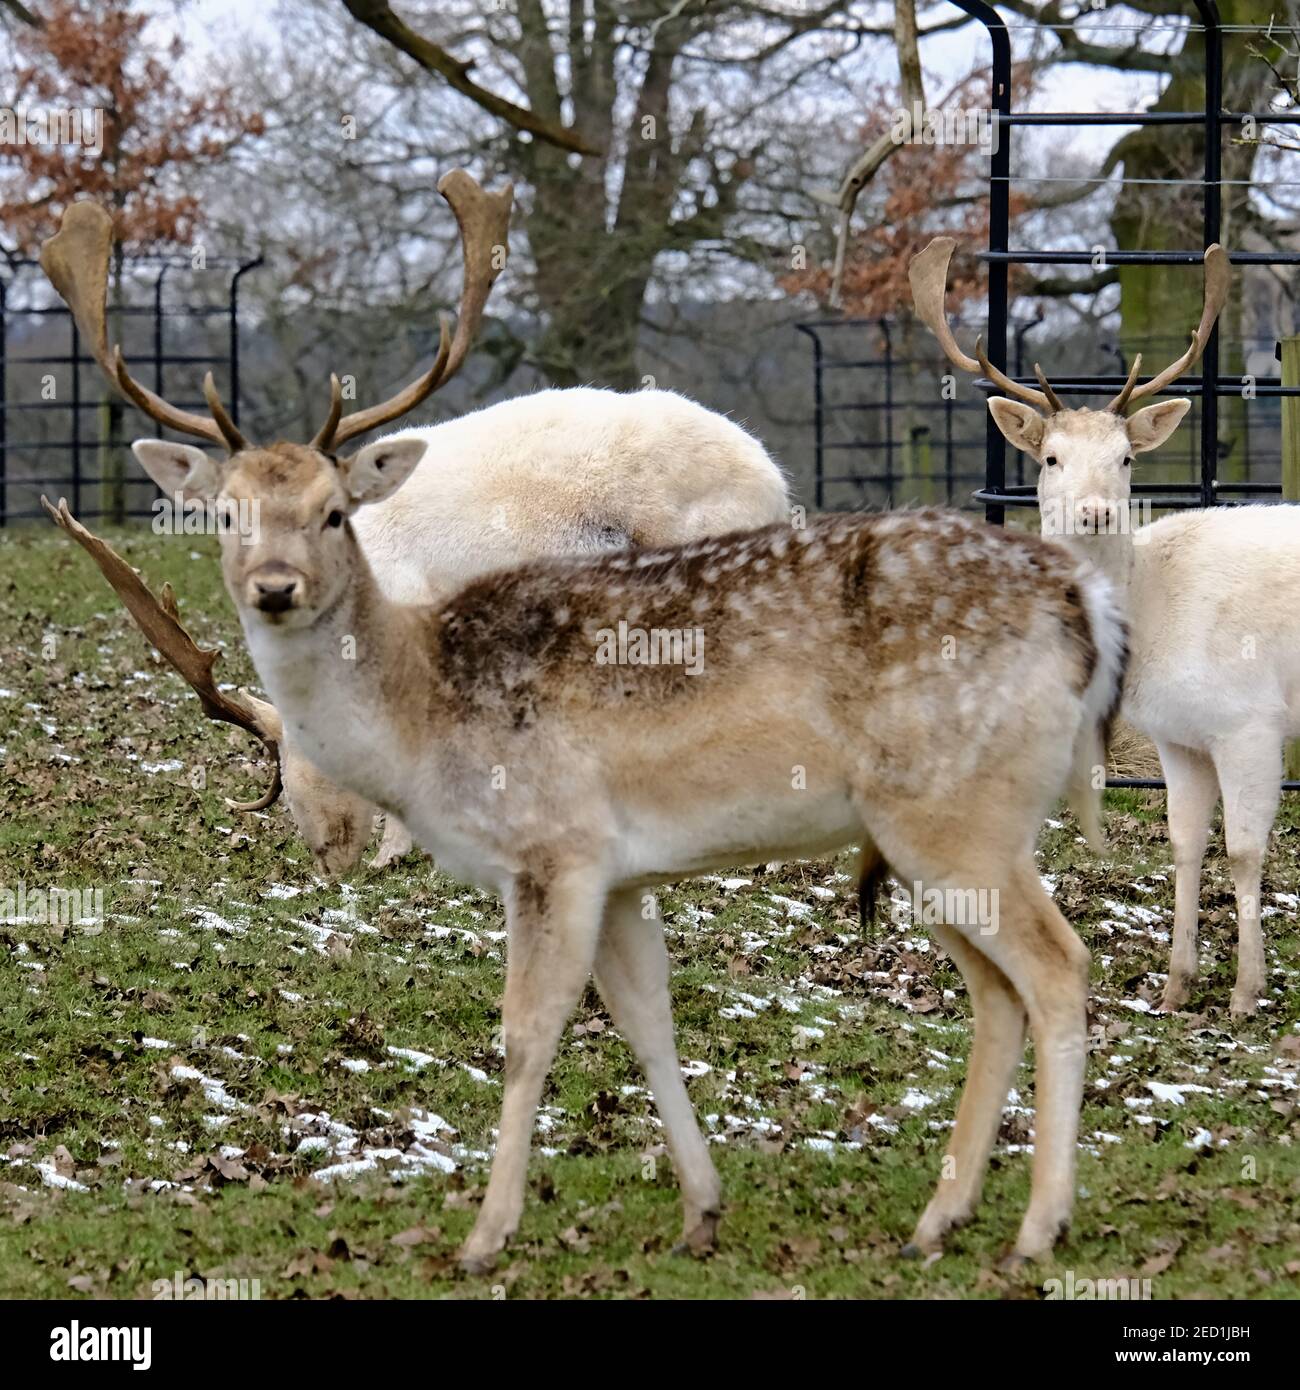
[126, 435, 1125, 1272]
[143, 388, 790, 874]
[992, 397, 1296, 1016]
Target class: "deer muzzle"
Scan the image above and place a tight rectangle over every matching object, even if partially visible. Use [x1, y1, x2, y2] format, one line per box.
[247, 565, 305, 616]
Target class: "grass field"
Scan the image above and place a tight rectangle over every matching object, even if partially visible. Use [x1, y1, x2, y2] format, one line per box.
[1, 522, 1298, 1301]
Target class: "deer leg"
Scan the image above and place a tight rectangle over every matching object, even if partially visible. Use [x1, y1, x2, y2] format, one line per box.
[972, 872, 1090, 1262]
[593, 888, 721, 1252]
[459, 867, 607, 1275]
[905, 922, 1026, 1254]
[1155, 740, 1218, 1013]
[369, 814, 419, 870]
[280, 735, 375, 877]
[1210, 729, 1280, 1017]
[854, 837, 892, 928]
[853, 799, 1079, 1262]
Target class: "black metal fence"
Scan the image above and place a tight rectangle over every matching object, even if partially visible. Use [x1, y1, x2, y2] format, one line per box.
[951, 0, 1300, 790]
[954, 0, 1300, 519]
[798, 320, 1286, 514]
[795, 317, 1005, 512]
[799, 314, 1046, 511]
[0, 252, 260, 525]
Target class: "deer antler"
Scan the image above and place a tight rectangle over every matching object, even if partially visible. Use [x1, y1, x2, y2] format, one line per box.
[39, 202, 247, 452]
[909, 236, 1061, 413]
[1107, 244, 1230, 412]
[1107, 355, 1142, 415]
[313, 169, 513, 451]
[40, 496, 283, 811]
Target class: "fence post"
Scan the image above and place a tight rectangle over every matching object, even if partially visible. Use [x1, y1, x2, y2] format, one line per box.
[1281, 336, 1300, 780]
[0, 274, 7, 528]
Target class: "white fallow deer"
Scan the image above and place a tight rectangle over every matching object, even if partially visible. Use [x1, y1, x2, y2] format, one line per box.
[911, 237, 1287, 1017]
[44, 182, 1128, 1271]
[38, 174, 789, 876]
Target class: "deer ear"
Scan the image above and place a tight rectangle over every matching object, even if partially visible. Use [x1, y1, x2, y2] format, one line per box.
[987, 398, 1046, 453]
[131, 440, 224, 500]
[1126, 399, 1191, 454]
[341, 437, 427, 507]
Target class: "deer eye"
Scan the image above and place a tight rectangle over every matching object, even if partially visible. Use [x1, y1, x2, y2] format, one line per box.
[1043, 454, 1058, 468]
[325, 510, 344, 529]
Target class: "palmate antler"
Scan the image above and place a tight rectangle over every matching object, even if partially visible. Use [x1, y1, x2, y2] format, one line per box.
[42, 170, 513, 454]
[41, 496, 283, 811]
[1105, 245, 1231, 413]
[908, 237, 1059, 412]
[39, 169, 512, 818]
[312, 170, 513, 450]
[40, 203, 247, 451]
[908, 236, 1230, 415]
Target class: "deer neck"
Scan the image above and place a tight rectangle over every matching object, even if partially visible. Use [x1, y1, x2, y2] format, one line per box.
[239, 536, 437, 805]
[1042, 515, 1136, 610]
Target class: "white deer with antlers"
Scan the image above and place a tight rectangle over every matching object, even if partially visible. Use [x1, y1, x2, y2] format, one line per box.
[911, 237, 1290, 1017]
[39, 174, 789, 876]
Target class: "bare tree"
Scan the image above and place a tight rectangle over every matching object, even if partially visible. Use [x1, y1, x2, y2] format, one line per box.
[329, 1, 898, 386]
[0, 0, 265, 519]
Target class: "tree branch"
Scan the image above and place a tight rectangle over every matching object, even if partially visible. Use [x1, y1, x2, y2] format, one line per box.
[1021, 268, 1119, 297]
[339, 0, 600, 156]
[993, 0, 1201, 74]
[826, 0, 924, 307]
[0, 0, 43, 24]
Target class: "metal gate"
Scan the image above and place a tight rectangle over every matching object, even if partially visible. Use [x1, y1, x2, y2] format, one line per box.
[796, 314, 1040, 511]
[0, 251, 261, 525]
[955, 0, 1300, 520]
[954, 0, 1300, 789]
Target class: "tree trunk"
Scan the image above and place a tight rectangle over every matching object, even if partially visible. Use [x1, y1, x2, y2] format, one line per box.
[1109, 1, 1270, 491]
[524, 145, 649, 389]
[508, 19, 689, 389]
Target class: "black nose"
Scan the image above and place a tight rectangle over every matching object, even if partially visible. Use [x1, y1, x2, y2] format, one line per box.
[254, 577, 299, 613]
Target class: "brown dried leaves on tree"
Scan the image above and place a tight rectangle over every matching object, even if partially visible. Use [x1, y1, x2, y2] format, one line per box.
[782, 72, 1035, 320]
[0, 0, 265, 253]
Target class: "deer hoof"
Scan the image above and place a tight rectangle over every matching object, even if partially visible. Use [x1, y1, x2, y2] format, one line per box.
[672, 1211, 720, 1257]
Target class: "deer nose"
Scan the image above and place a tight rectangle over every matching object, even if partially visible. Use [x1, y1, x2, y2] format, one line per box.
[252, 574, 300, 613]
[1076, 498, 1114, 533]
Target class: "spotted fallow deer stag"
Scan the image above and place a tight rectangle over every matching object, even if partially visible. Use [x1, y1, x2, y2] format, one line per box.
[911, 237, 1289, 1017]
[45, 258, 1129, 1271]
[40, 176, 790, 876]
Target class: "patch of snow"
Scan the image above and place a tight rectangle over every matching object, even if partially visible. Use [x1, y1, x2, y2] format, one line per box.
[387, 1045, 434, 1069]
[36, 1162, 88, 1192]
[1146, 1081, 1214, 1105]
[169, 1064, 248, 1113]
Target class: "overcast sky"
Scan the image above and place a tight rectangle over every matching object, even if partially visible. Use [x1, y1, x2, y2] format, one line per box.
[174, 0, 1161, 172]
